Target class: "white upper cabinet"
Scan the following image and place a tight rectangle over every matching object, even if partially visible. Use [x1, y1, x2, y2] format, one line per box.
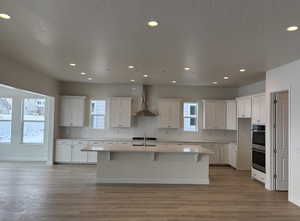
[236, 96, 252, 118]
[251, 93, 266, 125]
[109, 97, 132, 128]
[60, 96, 86, 127]
[202, 100, 226, 129]
[226, 100, 237, 130]
[158, 99, 181, 128]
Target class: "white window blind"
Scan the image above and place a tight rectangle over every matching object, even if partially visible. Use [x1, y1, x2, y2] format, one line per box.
[0, 98, 13, 143]
[90, 100, 106, 129]
[183, 102, 198, 132]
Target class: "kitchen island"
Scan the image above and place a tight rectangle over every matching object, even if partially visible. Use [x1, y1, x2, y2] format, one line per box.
[82, 143, 213, 184]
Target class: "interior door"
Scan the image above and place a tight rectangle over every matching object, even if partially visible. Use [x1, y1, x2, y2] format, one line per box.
[275, 91, 289, 191]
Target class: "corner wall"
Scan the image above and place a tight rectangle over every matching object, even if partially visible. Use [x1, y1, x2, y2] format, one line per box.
[266, 59, 300, 206]
[238, 80, 266, 97]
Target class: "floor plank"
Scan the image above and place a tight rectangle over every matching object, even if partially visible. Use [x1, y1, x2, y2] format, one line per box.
[0, 163, 299, 221]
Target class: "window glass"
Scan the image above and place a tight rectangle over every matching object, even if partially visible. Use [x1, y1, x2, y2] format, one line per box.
[23, 98, 46, 144]
[183, 102, 198, 132]
[90, 100, 106, 129]
[23, 98, 45, 121]
[23, 122, 45, 143]
[0, 98, 12, 143]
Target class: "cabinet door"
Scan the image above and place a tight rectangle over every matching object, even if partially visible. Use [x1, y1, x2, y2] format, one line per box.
[243, 97, 252, 118]
[55, 141, 72, 162]
[71, 141, 88, 163]
[252, 94, 265, 125]
[60, 98, 72, 126]
[226, 100, 237, 130]
[208, 145, 220, 164]
[169, 101, 180, 128]
[203, 102, 216, 129]
[60, 96, 85, 127]
[109, 98, 120, 127]
[228, 143, 237, 168]
[87, 152, 97, 163]
[237, 98, 244, 118]
[214, 102, 226, 129]
[203, 101, 226, 129]
[237, 97, 251, 118]
[158, 100, 171, 128]
[71, 98, 85, 127]
[119, 98, 131, 127]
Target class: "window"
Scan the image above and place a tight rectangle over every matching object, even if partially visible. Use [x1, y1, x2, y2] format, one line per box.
[183, 102, 198, 132]
[0, 98, 13, 143]
[90, 100, 106, 129]
[22, 98, 46, 144]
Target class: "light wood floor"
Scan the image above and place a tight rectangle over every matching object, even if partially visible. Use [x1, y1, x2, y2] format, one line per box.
[0, 163, 299, 221]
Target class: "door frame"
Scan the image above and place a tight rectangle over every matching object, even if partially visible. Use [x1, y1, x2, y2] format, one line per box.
[269, 89, 290, 191]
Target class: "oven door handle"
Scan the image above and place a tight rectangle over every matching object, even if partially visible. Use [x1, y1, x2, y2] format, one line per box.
[253, 148, 265, 154]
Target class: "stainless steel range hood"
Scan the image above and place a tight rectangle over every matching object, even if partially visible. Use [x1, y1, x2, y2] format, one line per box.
[135, 85, 157, 117]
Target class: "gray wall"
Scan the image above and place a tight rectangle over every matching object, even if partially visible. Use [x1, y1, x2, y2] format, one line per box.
[238, 80, 265, 96]
[266, 59, 300, 206]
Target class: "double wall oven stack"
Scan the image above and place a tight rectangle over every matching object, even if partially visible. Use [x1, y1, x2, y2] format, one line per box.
[252, 125, 266, 173]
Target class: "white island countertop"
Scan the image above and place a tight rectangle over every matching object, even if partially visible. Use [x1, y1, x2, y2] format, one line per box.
[81, 143, 213, 154]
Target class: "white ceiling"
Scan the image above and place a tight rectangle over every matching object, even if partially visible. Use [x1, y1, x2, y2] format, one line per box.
[1, 0, 300, 87]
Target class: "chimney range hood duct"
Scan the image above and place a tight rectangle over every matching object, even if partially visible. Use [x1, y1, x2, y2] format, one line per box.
[135, 85, 157, 117]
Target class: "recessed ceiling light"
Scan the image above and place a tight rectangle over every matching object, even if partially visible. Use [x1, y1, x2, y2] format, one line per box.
[143, 74, 149, 78]
[286, 26, 298, 32]
[130, 79, 135, 82]
[239, 69, 246, 72]
[224, 76, 229, 80]
[69, 63, 76, 67]
[87, 77, 93, 81]
[128, 65, 135, 69]
[0, 13, 11, 20]
[212, 81, 218, 85]
[171, 80, 177, 84]
[147, 20, 159, 27]
[80, 72, 87, 75]
[184, 67, 191, 71]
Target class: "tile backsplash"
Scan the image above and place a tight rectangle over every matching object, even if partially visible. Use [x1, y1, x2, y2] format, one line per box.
[60, 116, 236, 143]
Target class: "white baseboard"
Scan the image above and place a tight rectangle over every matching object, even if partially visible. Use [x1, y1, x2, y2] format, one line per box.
[96, 177, 210, 184]
[289, 197, 300, 207]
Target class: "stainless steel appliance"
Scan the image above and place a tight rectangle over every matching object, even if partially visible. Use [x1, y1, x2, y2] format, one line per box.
[252, 125, 265, 173]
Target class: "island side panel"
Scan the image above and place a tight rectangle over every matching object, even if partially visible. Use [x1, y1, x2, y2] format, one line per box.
[96, 152, 209, 184]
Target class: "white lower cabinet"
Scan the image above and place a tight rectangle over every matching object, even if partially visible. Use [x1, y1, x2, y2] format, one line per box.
[202, 143, 237, 167]
[71, 141, 88, 163]
[55, 140, 96, 164]
[87, 152, 98, 163]
[55, 140, 72, 163]
[227, 143, 237, 168]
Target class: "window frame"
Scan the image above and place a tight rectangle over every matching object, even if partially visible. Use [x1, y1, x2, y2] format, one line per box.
[90, 99, 106, 129]
[21, 98, 46, 144]
[0, 97, 13, 144]
[183, 102, 199, 132]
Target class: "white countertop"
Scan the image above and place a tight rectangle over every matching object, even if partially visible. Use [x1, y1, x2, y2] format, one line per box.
[57, 138, 234, 144]
[81, 143, 213, 154]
